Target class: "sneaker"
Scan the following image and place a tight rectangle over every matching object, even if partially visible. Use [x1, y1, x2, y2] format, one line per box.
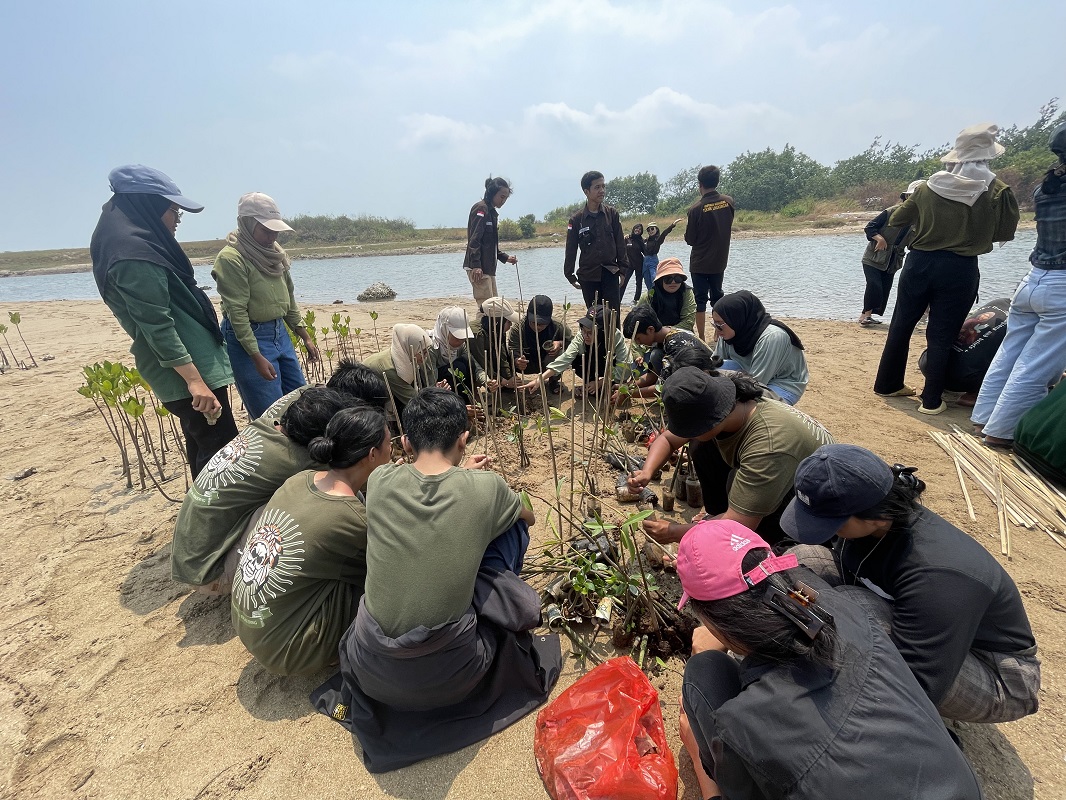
[918, 401, 947, 415]
[875, 385, 917, 397]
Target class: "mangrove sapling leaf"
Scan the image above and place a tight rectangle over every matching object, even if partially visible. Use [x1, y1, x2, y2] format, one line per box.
[519, 490, 534, 513]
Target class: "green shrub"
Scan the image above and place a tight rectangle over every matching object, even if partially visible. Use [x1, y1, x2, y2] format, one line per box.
[780, 198, 815, 218]
[518, 214, 536, 239]
[498, 219, 523, 241]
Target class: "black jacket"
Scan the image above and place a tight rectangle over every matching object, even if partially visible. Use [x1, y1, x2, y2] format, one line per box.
[685, 190, 735, 274]
[625, 232, 645, 273]
[643, 221, 676, 256]
[705, 570, 983, 799]
[835, 509, 1036, 705]
[563, 204, 627, 283]
[463, 200, 510, 276]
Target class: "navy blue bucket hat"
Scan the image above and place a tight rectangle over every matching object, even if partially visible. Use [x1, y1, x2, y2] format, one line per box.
[107, 165, 204, 212]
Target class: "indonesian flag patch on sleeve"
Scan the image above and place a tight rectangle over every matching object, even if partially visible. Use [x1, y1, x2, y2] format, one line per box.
[476, 210, 486, 217]
[567, 222, 572, 230]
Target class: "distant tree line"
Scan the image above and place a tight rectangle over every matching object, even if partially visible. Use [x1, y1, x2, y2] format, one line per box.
[281, 214, 416, 244]
[542, 100, 1063, 219]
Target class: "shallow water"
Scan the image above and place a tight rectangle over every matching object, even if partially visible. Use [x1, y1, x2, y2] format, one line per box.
[1, 230, 1037, 320]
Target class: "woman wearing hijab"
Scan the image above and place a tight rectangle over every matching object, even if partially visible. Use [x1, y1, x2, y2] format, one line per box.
[635, 257, 696, 330]
[431, 306, 495, 404]
[363, 324, 434, 418]
[675, 519, 983, 800]
[507, 295, 574, 394]
[213, 192, 319, 420]
[874, 123, 1020, 414]
[712, 290, 809, 404]
[972, 123, 1066, 447]
[90, 164, 238, 478]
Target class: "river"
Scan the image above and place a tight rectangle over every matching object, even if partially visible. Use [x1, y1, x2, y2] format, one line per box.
[0, 230, 1038, 320]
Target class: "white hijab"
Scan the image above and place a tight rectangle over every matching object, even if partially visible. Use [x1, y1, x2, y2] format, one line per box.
[926, 161, 996, 207]
[390, 324, 431, 386]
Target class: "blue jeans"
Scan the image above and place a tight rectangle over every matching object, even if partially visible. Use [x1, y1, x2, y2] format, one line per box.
[642, 254, 659, 290]
[721, 359, 800, 405]
[971, 268, 1066, 439]
[480, 520, 530, 574]
[222, 318, 306, 420]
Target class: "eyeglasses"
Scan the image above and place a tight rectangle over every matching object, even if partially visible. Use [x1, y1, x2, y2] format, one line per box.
[662, 276, 685, 285]
[168, 207, 183, 220]
[712, 320, 727, 331]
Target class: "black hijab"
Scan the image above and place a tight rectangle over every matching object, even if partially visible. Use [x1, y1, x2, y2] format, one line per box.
[649, 279, 687, 327]
[90, 193, 222, 341]
[714, 290, 803, 357]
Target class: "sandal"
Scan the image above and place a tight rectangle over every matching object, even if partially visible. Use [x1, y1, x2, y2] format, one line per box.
[917, 401, 947, 415]
[982, 435, 1014, 451]
[876, 385, 917, 397]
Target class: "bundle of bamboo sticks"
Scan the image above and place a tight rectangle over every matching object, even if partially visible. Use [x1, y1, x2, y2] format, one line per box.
[930, 426, 1066, 558]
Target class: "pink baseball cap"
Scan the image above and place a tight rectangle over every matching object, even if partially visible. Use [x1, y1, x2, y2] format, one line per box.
[676, 520, 799, 610]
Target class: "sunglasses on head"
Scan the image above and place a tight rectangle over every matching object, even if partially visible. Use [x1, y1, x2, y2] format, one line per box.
[662, 275, 685, 285]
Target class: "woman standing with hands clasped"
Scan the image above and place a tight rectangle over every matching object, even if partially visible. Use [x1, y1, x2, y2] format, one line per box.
[213, 192, 319, 420]
[91, 164, 238, 478]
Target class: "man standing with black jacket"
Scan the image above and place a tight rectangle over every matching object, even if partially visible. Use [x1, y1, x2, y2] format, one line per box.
[563, 171, 628, 319]
[685, 165, 735, 340]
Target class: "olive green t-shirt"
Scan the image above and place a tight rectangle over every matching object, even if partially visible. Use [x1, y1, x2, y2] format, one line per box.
[231, 470, 368, 676]
[715, 399, 835, 517]
[171, 386, 312, 585]
[363, 463, 523, 638]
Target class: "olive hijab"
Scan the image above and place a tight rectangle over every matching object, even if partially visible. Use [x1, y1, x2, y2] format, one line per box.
[713, 291, 803, 357]
[91, 192, 222, 342]
[389, 324, 433, 386]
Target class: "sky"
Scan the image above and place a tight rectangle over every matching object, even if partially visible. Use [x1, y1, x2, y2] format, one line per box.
[1, 0, 1063, 252]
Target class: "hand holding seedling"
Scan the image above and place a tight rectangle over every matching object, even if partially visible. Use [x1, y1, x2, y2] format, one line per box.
[546, 341, 563, 356]
[643, 517, 682, 543]
[252, 353, 277, 381]
[515, 356, 529, 371]
[486, 379, 499, 393]
[506, 255, 518, 265]
[627, 468, 651, 491]
[463, 454, 492, 470]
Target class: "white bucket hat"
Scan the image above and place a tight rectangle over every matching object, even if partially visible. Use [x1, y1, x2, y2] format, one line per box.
[942, 123, 1006, 163]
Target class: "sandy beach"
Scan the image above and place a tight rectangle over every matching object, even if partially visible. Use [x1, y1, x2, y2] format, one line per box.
[1, 297, 1062, 800]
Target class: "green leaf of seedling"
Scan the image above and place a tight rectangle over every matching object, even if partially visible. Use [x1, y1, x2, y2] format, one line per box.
[655, 657, 667, 668]
[154, 406, 170, 417]
[8, 312, 21, 325]
[0, 324, 7, 334]
[519, 490, 534, 512]
[369, 311, 379, 321]
[623, 509, 656, 527]
[76, 386, 93, 398]
[549, 406, 567, 420]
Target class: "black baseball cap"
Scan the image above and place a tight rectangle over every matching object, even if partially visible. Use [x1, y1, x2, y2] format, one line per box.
[577, 304, 605, 330]
[781, 444, 895, 544]
[527, 295, 554, 326]
[662, 367, 736, 439]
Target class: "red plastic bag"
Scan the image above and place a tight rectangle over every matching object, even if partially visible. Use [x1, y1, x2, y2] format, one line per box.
[534, 657, 678, 800]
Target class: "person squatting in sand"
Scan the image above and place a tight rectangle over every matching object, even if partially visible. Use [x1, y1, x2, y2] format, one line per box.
[675, 519, 983, 800]
[171, 363, 389, 592]
[231, 402, 392, 675]
[518, 304, 630, 399]
[785, 444, 1040, 724]
[628, 367, 833, 545]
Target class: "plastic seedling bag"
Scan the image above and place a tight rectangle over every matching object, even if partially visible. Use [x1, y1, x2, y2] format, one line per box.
[534, 657, 678, 799]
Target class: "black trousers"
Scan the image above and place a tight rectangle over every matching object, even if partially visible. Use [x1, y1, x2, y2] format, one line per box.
[874, 249, 980, 408]
[163, 386, 239, 479]
[690, 438, 794, 546]
[579, 270, 621, 319]
[862, 265, 896, 316]
[682, 650, 744, 782]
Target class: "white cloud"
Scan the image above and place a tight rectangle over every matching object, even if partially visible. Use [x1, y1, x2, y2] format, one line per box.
[398, 114, 496, 149]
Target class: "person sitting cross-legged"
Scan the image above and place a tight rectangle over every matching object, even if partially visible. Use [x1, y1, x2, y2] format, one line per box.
[616, 304, 718, 403]
[311, 388, 562, 773]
